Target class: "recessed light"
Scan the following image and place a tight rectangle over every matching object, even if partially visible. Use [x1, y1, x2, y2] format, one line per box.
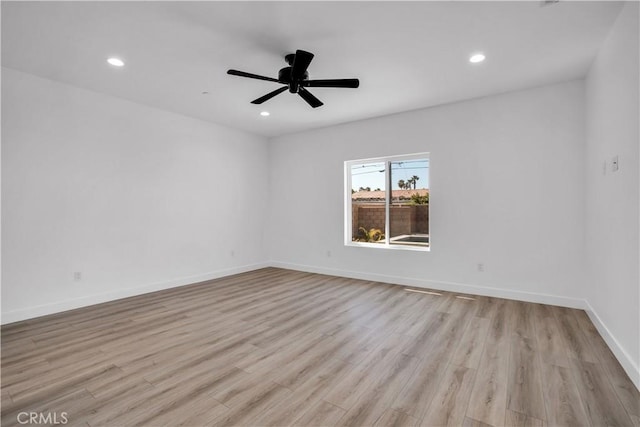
[260, 111, 270, 117]
[107, 57, 125, 67]
[469, 53, 486, 63]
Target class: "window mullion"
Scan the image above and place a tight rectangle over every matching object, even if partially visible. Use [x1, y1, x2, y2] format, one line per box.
[385, 160, 391, 245]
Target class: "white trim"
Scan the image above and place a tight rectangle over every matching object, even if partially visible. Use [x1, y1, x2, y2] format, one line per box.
[269, 261, 586, 309]
[345, 152, 431, 165]
[344, 162, 352, 246]
[1, 262, 269, 325]
[344, 241, 431, 252]
[584, 300, 640, 389]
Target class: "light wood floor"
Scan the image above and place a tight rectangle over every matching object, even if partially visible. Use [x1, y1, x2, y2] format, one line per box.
[1, 268, 638, 427]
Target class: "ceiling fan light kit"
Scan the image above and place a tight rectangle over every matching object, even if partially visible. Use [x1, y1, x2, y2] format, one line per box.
[227, 49, 359, 109]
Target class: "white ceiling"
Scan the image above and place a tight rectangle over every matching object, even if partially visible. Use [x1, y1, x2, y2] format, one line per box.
[1, 1, 623, 137]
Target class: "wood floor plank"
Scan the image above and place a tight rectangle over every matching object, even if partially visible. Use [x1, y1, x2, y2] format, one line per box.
[85, 371, 154, 401]
[212, 382, 292, 427]
[375, 408, 420, 427]
[506, 303, 546, 420]
[390, 352, 448, 420]
[120, 385, 228, 427]
[465, 299, 512, 427]
[174, 400, 230, 427]
[420, 364, 476, 427]
[1, 359, 52, 390]
[82, 381, 170, 425]
[337, 354, 419, 427]
[450, 316, 491, 369]
[392, 306, 473, 420]
[532, 304, 571, 368]
[323, 333, 413, 410]
[1, 388, 13, 411]
[291, 400, 346, 426]
[89, 378, 227, 427]
[505, 409, 546, 427]
[7, 362, 118, 406]
[398, 311, 450, 359]
[267, 328, 369, 390]
[234, 331, 326, 374]
[1, 267, 635, 427]
[332, 327, 389, 365]
[475, 296, 500, 320]
[462, 416, 495, 427]
[251, 358, 353, 426]
[552, 306, 599, 363]
[571, 309, 640, 422]
[394, 293, 444, 337]
[507, 302, 548, 421]
[140, 339, 258, 385]
[156, 364, 250, 404]
[569, 358, 634, 426]
[539, 362, 590, 427]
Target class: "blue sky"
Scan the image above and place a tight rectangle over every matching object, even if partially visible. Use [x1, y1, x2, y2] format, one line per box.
[351, 159, 429, 191]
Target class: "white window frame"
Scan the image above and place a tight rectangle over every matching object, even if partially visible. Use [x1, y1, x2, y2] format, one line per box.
[344, 152, 430, 252]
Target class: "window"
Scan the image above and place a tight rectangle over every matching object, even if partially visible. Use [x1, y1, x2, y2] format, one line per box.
[345, 153, 430, 250]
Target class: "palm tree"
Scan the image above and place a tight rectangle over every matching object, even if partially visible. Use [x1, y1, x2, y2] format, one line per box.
[406, 177, 415, 189]
[410, 175, 420, 189]
[397, 179, 406, 190]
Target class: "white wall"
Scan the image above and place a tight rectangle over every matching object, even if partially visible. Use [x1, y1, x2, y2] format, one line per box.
[1, 67, 269, 323]
[585, 2, 639, 386]
[267, 80, 586, 307]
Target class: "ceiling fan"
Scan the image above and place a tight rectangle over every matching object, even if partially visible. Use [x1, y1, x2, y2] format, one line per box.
[227, 49, 359, 108]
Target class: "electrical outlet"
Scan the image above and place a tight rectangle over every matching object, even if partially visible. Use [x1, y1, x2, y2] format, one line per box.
[73, 272, 82, 281]
[477, 263, 485, 272]
[611, 155, 619, 172]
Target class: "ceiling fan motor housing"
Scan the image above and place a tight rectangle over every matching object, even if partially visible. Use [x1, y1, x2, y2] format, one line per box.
[278, 67, 308, 93]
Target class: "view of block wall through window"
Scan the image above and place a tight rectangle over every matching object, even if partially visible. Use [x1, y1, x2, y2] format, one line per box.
[346, 153, 429, 249]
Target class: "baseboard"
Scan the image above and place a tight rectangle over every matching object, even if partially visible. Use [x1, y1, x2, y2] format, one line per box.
[3, 260, 584, 324]
[584, 301, 640, 389]
[270, 261, 587, 309]
[1, 262, 270, 325]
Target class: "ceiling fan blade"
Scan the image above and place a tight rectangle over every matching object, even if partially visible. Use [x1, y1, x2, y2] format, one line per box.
[298, 87, 324, 108]
[302, 79, 360, 88]
[227, 69, 279, 83]
[251, 86, 288, 104]
[291, 50, 314, 81]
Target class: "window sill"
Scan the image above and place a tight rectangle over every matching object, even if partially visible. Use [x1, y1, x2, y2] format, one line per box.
[345, 242, 431, 252]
